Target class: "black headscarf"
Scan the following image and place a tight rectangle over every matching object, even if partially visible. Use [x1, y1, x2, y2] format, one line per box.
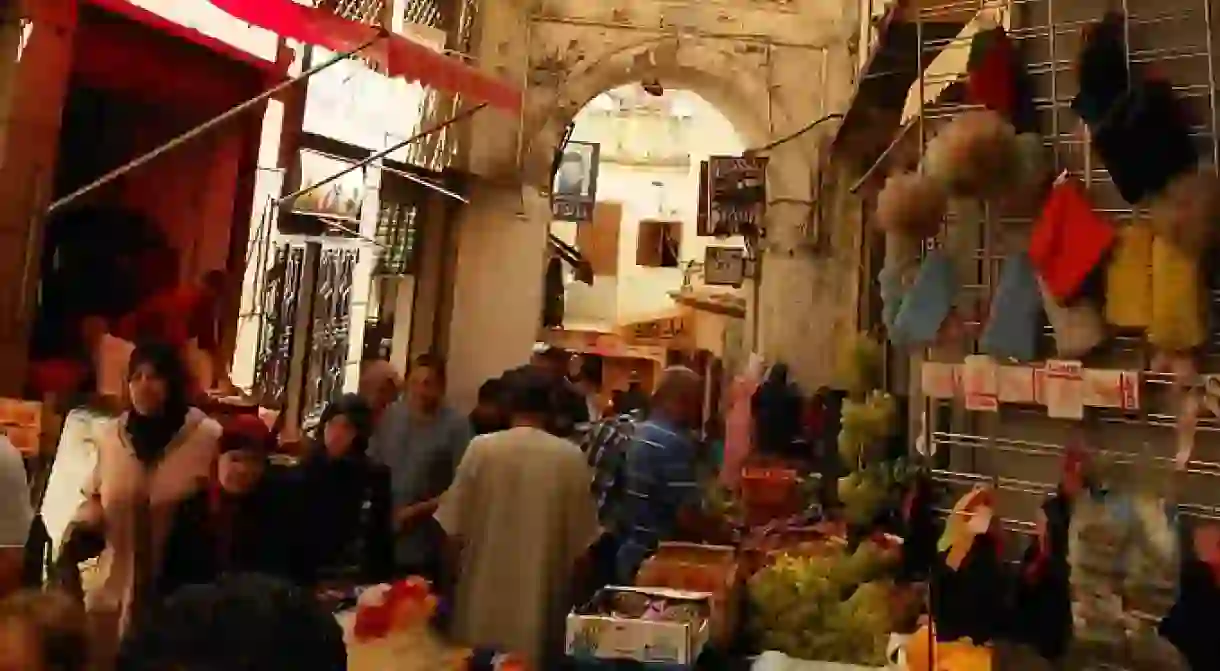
[125, 342, 191, 464]
[310, 393, 374, 463]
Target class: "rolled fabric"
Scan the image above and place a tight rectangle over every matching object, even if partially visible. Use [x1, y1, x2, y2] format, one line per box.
[1148, 236, 1207, 352]
[1105, 224, 1153, 328]
[1038, 278, 1105, 359]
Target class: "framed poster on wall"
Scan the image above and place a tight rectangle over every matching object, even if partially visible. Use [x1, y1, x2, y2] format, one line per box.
[290, 150, 366, 222]
[551, 140, 600, 223]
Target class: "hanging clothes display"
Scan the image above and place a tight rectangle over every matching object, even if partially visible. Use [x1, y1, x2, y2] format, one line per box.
[721, 354, 763, 489]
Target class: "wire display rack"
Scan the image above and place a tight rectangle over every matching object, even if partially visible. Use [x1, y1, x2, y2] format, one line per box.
[893, 0, 1217, 667]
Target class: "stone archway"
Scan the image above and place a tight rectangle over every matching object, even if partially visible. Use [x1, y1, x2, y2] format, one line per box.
[444, 19, 860, 407]
[517, 35, 809, 205]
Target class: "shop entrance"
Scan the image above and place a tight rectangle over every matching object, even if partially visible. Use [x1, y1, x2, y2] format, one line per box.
[28, 2, 271, 397]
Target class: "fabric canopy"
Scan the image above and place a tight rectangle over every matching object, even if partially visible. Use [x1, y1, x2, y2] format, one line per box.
[87, 0, 287, 76]
[206, 0, 522, 112]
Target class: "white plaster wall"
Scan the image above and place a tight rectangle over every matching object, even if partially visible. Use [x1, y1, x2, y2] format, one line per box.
[556, 87, 748, 325]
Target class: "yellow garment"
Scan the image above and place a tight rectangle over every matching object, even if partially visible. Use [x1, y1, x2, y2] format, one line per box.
[904, 624, 993, 671]
[1148, 237, 1207, 352]
[938, 487, 991, 571]
[1105, 224, 1152, 328]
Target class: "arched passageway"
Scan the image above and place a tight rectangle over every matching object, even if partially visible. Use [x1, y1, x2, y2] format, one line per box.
[444, 29, 861, 408]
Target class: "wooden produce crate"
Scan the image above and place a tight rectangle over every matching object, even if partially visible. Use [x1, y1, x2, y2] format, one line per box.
[634, 543, 739, 649]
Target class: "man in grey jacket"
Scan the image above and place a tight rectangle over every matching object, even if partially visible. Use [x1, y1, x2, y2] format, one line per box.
[368, 353, 471, 580]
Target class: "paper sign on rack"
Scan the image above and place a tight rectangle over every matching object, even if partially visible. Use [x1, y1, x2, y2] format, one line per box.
[1043, 360, 1085, 419]
[997, 365, 1039, 404]
[921, 362, 961, 399]
[963, 355, 999, 412]
[1081, 369, 1141, 410]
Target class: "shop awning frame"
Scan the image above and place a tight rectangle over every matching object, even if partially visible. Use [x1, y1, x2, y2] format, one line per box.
[277, 102, 487, 209]
[47, 34, 386, 216]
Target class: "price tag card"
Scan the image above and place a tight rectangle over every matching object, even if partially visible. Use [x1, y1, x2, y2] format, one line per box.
[1082, 369, 1141, 410]
[963, 355, 999, 412]
[1044, 360, 1084, 420]
[998, 365, 1039, 404]
[921, 362, 961, 400]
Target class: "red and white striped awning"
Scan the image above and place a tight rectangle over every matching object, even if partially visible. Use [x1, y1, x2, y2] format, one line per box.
[206, 0, 521, 112]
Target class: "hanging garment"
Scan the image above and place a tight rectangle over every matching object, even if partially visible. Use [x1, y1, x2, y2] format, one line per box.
[931, 534, 1008, 646]
[1148, 236, 1207, 352]
[932, 489, 1008, 645]
[1090, 79, 1199, 205]
[1160, 525, 1220, 670]
[892, 249, 957, 346]
[880, 232, 923, 339]
[1028, 179, 1116, 302]
[980, 253, 1044, 362]
[1105, 224, 1153, 328]
[1038, 279, 1105, 359]
[966, 26, 1038, 133]
[1010, 494, 1073, 661]
[1068, 487, 1180, 656]
[1071, 12, 1130, 125]
[721, 355, 763, 489]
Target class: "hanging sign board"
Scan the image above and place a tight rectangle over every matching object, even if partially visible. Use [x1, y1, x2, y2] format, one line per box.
[552, 141, 601, 223]
[704, 155, 767, 236]
[696, 161, 711, 235]
[704, 246, 746, 287]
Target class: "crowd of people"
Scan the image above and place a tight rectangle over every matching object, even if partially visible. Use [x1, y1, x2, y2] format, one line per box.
[0, 336, 726, 670]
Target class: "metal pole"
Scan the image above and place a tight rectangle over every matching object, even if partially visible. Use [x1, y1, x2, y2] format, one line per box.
[277, 102, 488, 206]
[47, 32, 388, 216]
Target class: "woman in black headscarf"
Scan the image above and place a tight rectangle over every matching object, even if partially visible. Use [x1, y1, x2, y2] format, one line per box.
[290, 394, 393, 587]
[61, 342, 222, 669]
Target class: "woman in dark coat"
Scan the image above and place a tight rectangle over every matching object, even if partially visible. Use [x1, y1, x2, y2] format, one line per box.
[292, 394, 394, 587]
[157, 414, 293, 596]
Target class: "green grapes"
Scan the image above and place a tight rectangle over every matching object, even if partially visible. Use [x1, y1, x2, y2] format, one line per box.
[749, 551, 898, 664]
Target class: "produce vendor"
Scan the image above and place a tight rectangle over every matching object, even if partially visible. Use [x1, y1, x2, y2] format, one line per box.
[615, 366, 709, 583]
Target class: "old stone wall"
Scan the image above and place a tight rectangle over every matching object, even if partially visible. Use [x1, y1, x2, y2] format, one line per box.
[442, 0, 870, 406]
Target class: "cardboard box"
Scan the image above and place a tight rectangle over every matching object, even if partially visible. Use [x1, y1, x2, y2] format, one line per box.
[565, 587, 711, 666]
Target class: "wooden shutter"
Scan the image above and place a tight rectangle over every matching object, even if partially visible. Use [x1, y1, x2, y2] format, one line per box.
[578, 202, 622, 276]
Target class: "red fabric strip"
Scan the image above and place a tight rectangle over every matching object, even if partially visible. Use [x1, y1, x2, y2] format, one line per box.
[85, 0, 285, 76]
[206, 0, 522, 111]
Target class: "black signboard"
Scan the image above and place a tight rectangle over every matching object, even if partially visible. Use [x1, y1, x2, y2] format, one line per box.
[551, 141, 601, 223]
[703, 155, 767, 236]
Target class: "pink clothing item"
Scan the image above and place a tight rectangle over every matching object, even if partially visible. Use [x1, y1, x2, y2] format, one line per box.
[720, 372, 760, 489]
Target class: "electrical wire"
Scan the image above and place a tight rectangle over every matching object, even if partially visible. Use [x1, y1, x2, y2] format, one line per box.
[746, 112, 845, 155]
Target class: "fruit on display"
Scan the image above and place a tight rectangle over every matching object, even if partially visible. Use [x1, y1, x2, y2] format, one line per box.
[748, 542, 903, 666]
[838, 391, 899, 467]
[836, 332, 885, 395]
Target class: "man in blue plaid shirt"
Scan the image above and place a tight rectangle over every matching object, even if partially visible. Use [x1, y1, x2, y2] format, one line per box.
[613, 368, 704, 583]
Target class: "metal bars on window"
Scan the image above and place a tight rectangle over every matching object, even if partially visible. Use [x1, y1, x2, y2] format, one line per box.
[301, 247, 359, 422]
[317, 0, 386, 24]
[373, 200, 419, 275]
[254, 243, 307, 406]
